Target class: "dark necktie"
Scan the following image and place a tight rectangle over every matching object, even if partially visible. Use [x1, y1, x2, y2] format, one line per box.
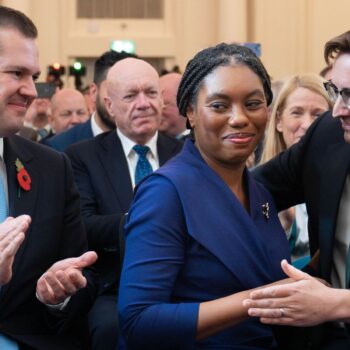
[133, 145, 153, 185]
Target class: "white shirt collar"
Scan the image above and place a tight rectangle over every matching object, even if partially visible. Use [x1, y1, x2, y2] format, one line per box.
[117, 128, 158, 160]
[0, 138, 4, 159]
[90, 112, 104, 137]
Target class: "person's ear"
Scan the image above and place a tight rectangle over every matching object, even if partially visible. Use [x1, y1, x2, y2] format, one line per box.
[89, 83, 97, 103]
[104, 96, 114, 117]
[276, 111, 283, 133]
[186, 105, 196, 129]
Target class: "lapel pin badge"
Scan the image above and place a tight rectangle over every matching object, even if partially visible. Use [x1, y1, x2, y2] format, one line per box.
[15, 158, 31, 197]
[262, 202, 269, 220]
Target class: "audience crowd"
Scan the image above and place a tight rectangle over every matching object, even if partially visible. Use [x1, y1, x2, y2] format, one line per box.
[1, 4, 350, 350]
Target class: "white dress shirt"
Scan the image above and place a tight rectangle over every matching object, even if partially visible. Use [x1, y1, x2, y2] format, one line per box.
[331, 175, 350, 289]
[117, 129, 159, 188]
[90, 112, 105, 137]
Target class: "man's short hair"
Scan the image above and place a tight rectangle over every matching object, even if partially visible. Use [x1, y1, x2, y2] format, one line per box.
[319, 65, 332, 78]
[0, 6, 37, 38]
[324, 30, 350, 65]
[93, 50, 137, 86]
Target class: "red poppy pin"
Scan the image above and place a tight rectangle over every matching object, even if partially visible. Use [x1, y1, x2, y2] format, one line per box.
[15, 158, 31, 191]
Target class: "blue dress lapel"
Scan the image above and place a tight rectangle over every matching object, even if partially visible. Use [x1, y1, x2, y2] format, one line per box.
[160, 140, 290, 289]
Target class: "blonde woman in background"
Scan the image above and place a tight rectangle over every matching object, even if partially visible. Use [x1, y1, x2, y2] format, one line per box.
[260, 74, 333, 268]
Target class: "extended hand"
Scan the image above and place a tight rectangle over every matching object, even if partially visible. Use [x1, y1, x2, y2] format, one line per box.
[0, 215, 31, 285]
[243, 260, 335, 326]
[36, 251, 97, 305]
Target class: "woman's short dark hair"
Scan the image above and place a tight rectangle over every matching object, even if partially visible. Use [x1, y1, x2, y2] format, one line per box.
[0, 6, 37, 38]
[324, 30, 350, 65]
[176, 43, 272, 126]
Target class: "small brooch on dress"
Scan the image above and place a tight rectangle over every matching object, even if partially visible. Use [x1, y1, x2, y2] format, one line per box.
[262, 202, 269, 220]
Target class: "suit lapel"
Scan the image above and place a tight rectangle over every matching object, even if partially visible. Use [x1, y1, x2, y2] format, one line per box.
[318, 141, 350, 279]
[80, 119, 93, 138]
[157, 133, 178, 166]
[96, 132, 179, 211]
[5, 137, 38, 218]
[1, 136, 39, 297]
[98, 132, 133, 211]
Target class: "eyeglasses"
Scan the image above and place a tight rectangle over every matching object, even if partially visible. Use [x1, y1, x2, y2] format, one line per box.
[323, 81, 350, 109]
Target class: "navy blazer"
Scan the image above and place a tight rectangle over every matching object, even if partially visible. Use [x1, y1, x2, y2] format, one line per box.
[119, 140, 290, 350]
[66, 131, 183, 294]
[44, 119, 93, 152]
[1, 135, 95, 350]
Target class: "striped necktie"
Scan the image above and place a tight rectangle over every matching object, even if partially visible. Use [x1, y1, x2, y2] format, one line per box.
[133, 145, 153, 185]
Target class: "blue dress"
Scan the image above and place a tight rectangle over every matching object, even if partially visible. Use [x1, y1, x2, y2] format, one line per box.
[118, 140, 290, 350]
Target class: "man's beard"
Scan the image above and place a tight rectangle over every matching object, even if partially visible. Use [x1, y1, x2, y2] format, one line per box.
[96, 93, 116, 130]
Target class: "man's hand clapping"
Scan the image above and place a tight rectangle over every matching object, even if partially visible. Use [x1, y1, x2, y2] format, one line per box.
[36, 251, 97, 305]
[0, 215, 31, 286]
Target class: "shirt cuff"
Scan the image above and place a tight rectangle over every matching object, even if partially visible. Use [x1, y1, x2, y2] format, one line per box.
[36, 292, 71, 311]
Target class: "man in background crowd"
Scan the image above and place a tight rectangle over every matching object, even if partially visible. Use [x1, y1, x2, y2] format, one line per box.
[158, 72, 189, 139]
[44, 51, 134, 152]
[66, 57, 183, 350]
[41, 88, 89, 144]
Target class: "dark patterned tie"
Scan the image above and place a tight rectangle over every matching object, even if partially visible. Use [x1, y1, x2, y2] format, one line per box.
[133, 145, 153, 185]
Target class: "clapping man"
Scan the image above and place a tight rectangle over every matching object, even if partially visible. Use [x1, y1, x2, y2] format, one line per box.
[0, 6, 97, 350]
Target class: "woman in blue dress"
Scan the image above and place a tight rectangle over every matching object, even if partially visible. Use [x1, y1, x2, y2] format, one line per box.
[118, 43, 291, 349]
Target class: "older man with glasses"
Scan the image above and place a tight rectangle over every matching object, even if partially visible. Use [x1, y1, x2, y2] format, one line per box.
[245, 30, 350, 349]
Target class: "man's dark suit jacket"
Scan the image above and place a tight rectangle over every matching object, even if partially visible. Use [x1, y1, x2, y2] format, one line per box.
[43, 119, 93, 152]
[66, 131, 183, 294]
[253, 110, 350, 347]
[1, 135, 95, 350]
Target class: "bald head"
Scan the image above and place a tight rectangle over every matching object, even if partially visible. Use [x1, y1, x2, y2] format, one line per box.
[50, 88, 89, 134]
[104, 58, 163, 145]
[106, 58, 159, 96]
[159, 72, 182, 92]
[159, 72, 186, 137]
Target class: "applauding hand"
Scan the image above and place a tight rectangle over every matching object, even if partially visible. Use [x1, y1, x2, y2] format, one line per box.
[0, 215, 31, 286]
[36, 251, 97, 305]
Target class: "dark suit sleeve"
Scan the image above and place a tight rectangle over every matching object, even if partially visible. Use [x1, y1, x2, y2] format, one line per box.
[52, 153, 97, 315]
[28, 152, 97, 340]
[58, 152, 88, 257]
[66, 147, 122, 251]
[119, 175, 198, 350]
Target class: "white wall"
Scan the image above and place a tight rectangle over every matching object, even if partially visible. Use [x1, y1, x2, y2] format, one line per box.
[3, 0, 350, 84]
